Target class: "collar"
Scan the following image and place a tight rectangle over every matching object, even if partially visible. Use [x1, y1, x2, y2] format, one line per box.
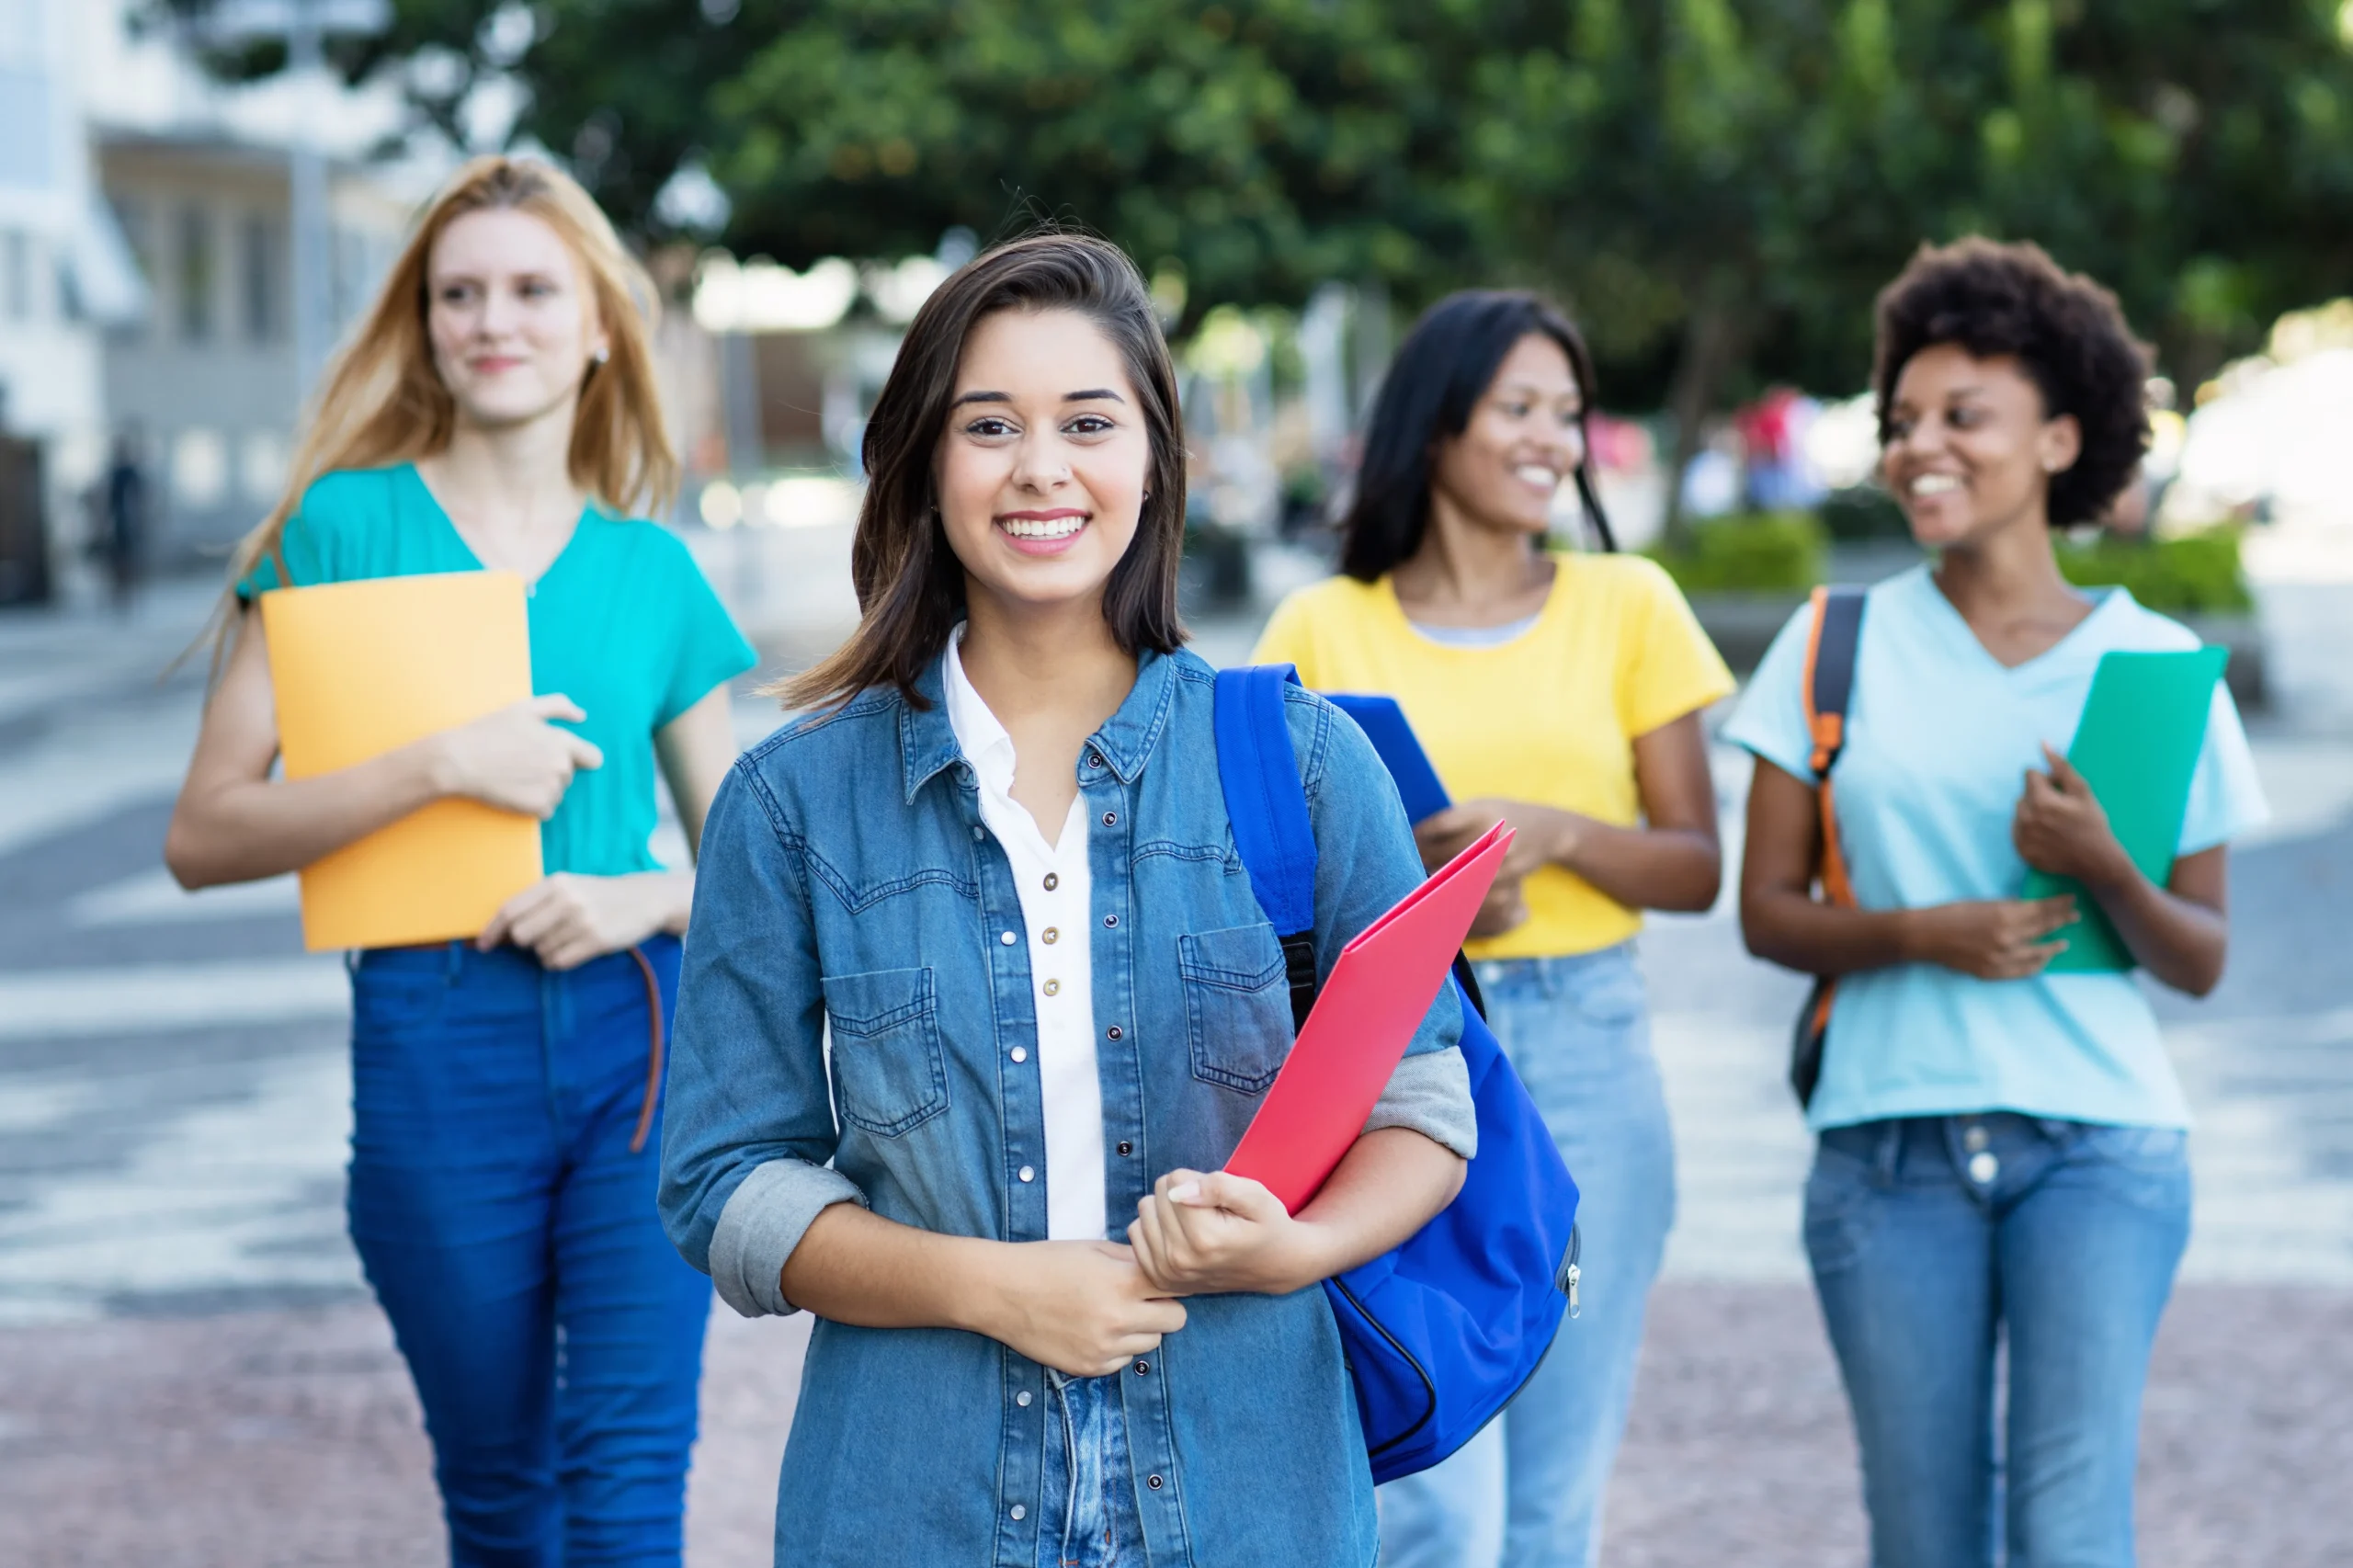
[941, 627, 1017, 796]
[898, 638, 1182, 802]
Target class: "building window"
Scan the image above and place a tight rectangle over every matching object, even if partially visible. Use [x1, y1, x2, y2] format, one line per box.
[2, 230, 27, 321]
[172, 427, 230, 511]
[176, 206, 214, 343]
[111, 198, 151, 340]
[242, 213, 281, 344]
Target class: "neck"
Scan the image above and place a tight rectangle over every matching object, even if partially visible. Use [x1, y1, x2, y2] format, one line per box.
[1932, 505, 2075, 619]
[1394, 492, 1548, 610]
[427, 399, 584, 529]
[958, 585, 1137, 730]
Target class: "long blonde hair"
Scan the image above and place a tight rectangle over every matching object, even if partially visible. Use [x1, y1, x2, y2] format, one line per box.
[222, 154, 676, 603]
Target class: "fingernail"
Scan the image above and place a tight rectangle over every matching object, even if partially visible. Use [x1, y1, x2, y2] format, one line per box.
[1169, 1182, 1200, 1204]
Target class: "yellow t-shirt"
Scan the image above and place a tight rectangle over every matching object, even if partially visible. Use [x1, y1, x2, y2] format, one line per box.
[1251, 551, 1735, 960]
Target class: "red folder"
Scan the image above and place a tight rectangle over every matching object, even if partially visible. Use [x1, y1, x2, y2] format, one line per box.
[1224, 821, 1513, 1213]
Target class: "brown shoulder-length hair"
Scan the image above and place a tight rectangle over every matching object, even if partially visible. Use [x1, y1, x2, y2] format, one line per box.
[217, 154, 676, 622]
[779, 233, 1188, 711]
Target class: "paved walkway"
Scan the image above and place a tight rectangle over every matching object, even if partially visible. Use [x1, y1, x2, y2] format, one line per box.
[2, 536, 2350, 1562]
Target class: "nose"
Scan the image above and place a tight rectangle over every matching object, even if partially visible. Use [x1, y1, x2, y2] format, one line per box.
[1008, 427, 1071, 494]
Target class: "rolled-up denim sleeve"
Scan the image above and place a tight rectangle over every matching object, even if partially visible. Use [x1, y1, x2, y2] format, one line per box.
[659, 756, 865, 1318]
[1289, 690, 1472, 1153]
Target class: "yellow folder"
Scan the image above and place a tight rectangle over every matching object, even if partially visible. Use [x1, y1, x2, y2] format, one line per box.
[260, 571, 543, 952]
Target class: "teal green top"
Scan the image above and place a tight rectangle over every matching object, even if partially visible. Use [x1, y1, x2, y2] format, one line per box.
[241, 462, 758, 879]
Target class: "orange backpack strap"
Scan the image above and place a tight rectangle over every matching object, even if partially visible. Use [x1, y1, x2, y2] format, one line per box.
[1800, 585, 1867, 910]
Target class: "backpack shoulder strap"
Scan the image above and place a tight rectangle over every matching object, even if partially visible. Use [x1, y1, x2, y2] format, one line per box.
[1212, 665, 1321, 1030]
[1801, 585, 1866, 908]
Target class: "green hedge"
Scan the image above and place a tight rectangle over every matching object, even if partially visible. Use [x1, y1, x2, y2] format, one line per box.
[2055, 528, 2252, 617]
[1646, 511, 1829, 594]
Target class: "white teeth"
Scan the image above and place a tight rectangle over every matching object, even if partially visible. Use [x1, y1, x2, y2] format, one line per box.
[1001, 516, 1086, 540]
[1911, 474, 1961, 496]
[1515, 465, 1560, 488]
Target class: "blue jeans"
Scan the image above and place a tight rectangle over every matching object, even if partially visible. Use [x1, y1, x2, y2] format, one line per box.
[348, 937, 711, 1568]
[1806, 1115, 2191, 1568]
[1379, 943, 1676, 1568]
[1035, 1370, 1146, 1567]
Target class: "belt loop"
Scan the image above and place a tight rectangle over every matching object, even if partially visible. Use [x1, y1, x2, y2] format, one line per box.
[445, 939, 466, 981]
[343, 949, 358, 978]
[1872, 1119, 1904, 1186]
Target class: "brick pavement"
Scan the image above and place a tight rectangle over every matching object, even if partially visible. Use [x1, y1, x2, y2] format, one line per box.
[5, 1282, 2347, 1567]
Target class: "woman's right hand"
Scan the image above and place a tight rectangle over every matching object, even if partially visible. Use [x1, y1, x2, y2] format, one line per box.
[974, 1240, 1188, 1378]
[1900, 895, 2077, 980]
[428, 695, 604, 819]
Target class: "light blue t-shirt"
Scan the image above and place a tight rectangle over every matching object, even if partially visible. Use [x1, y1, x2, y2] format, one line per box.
[1722, 564, 2268, 1131]
[242, 463, 757, 881]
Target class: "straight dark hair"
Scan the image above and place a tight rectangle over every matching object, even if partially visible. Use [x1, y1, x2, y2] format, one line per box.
[780, 234, 1188, 710]
[1338, 290, 1614, 583]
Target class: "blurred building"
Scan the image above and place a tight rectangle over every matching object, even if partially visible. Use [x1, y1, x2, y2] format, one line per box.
[0, 0, 428, 598]
[98, 131, 409, 561]
[0, 0, 149, 604]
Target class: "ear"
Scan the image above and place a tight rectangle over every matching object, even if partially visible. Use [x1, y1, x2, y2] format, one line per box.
[2038, 412, 2082, 477]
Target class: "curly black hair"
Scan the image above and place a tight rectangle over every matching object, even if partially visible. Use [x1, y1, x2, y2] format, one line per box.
[1872, 237, 2153, 528]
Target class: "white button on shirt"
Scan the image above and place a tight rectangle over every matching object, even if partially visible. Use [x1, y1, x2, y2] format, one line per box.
[945, 631, 1109, 1244]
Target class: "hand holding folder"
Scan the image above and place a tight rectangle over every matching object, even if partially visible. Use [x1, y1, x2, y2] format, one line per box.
[1223, 821, 1513, 1213]
[262, 571, 546, 951]
[2019, 647, 2226, 973]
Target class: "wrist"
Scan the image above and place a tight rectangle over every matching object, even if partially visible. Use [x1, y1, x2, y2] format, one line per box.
[1539, 807, 1586, 871]
[2074, 842, 2140, 898]
[414, 731, 461, 799]
[1891, 906, 1929, 965]
[942, 1236, 1020, 1338]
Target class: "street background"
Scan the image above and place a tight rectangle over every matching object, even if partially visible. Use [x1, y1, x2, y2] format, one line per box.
[10, 1, 2353, 1563]
[3, 521, 2350, 1566]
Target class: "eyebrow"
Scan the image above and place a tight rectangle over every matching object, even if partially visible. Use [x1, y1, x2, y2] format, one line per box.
[949, 388, 1127, 408]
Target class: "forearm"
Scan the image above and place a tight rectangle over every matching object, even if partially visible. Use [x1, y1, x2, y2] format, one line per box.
[2080, 865, 2226, 995]
[1280, 1128, 1465, 1290]
[636, 868, 695, 937]
[1742, 884, 1917, 977]
[779, 1202, 1011, 1332]
[1556, 817, 1722, 913]
[165, 740, 449, 888]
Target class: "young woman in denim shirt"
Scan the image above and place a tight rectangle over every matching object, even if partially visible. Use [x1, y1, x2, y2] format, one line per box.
[658, 235, 1477, 1568]
[1728, 239, 2268, 1568]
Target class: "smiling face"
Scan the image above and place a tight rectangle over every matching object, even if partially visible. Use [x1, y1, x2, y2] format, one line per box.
[1881, 343, 2082, 551]
[934, 306, 1152, 620]
[426, 207, 608, 431]
[1427, 332, 1586, 537]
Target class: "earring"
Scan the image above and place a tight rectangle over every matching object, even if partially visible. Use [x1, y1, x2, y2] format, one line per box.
[591, 347, 611, 366]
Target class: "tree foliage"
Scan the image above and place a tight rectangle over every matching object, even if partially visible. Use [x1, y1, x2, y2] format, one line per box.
[176, 1, 2353, 417]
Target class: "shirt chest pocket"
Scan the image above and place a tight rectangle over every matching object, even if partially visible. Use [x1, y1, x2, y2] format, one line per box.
[822, 967, 949, 1137]
[1177, 923, 1293, 1096]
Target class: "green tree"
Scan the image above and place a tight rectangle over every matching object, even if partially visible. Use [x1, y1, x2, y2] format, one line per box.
[173, 0, 2353, 530]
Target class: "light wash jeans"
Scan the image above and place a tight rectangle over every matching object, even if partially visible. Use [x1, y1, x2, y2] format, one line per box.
[1378, 943, 1676, 1568]
[1036, 1369, 1146, 1567]
[1806, 1114, 2190, 1568]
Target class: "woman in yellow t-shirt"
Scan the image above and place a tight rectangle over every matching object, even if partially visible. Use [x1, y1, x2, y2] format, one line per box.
[1254, 290, 1733, 1568]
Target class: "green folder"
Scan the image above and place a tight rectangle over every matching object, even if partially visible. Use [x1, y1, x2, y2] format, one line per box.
[2022, 647, 2226, 972]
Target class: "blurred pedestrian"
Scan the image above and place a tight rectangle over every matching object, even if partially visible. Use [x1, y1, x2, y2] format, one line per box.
[164, 155, 755, 1566]
[99, 431, 148, 613]
[657, 234, 1475, 1567]
[1726, 238, 2269, 1568]
[1253, 290, 1734, 1568]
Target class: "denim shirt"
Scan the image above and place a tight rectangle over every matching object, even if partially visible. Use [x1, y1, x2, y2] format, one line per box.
[659, 646, 1467, 1568]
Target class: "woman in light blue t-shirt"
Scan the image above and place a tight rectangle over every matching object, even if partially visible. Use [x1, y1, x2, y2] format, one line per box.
[1727, 239, 2267, 1568]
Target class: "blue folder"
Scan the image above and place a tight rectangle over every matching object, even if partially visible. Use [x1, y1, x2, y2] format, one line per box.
[1325, 694, 1452, 824]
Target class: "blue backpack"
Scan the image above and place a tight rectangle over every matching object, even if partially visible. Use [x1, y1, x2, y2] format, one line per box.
[1211, 664, 1583, 1484]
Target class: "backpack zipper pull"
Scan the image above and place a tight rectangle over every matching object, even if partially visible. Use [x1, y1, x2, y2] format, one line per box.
[1565, 1263, 1580, 1319]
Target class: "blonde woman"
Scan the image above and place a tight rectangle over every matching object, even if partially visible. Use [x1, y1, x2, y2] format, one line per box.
[165, 156, 754, 1565]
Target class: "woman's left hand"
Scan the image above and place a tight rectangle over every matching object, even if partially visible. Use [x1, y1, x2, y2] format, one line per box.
[1415, 799, 1586, 937]
[1127, 1168, 1329, 1298]
[478, 870, 686, 970]
[2012, 744, 2131, 889]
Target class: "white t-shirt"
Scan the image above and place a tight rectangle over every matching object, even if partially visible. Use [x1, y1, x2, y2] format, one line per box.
[943, 631, 1109, 1242]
